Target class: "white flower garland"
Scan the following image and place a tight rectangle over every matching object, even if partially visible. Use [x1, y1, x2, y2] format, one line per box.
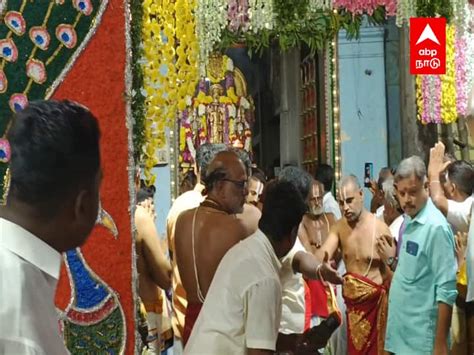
[248, 0, 275, 33]
[451, 0, 467, 31]
[396, 0, 416, 27]
[196, 0, 228, 76]
[308, 0, 332, 12]
[464, 5, 474, 103]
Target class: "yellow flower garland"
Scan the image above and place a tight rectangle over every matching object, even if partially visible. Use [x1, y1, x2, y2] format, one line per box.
[141, 0, 199, 184]
[440, 25, 457, 124]
[415, 75, 425, 124]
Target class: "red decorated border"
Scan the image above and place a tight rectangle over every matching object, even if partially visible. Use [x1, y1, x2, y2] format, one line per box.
[53, 1, 135, 353]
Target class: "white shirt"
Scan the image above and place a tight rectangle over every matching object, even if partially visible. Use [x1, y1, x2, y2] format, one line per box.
[447, 196, 473, 233]
[185, 230, 282, 354]
[279, 238, 306, 334]
[375, 205, 385, 222]
[0, 218, 66, 354]
[323, 192, 341, 220]
[389, 214, 404, 242]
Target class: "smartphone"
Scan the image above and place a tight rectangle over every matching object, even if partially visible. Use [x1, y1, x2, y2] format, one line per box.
[364, 162, 373, 188]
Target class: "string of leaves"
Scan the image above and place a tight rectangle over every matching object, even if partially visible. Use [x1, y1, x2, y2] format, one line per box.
[130, 0, 146, 164]
[218, 3, 388, 56]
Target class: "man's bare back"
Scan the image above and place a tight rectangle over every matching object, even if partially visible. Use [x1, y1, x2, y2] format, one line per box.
[175, 205, 248, 304]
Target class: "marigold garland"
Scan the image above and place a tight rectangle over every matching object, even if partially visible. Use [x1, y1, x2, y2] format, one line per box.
[175, 0, 199, 112]
[441, 25, 457, 124]
[141, 0, 199, 184]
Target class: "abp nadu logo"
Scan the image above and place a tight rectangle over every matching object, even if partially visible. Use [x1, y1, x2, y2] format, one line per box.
[410, 17, 446, 75]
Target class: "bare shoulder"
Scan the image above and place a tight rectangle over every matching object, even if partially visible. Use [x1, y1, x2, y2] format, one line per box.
[325, 212, 337, 226]
[239, 203, 262, 221]
[174, 208, 196, 238]
[134, 205, 149, 224]
[236, 204, 261, 235]
[175, 208, 196, 225]
[135, 206, 153, 239]
[375, 217, 391, 233]
[333, 217, 346, 232]
[210, 214, 248, 241]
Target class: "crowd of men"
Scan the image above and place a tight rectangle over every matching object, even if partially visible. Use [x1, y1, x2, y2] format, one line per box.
[1, 99, 474, 355]
[159, 117, 474, 354]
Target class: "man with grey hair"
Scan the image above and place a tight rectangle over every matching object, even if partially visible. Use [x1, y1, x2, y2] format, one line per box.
[375, 178, 403, 272]
[381, 177, 404, 240]
[166, 143, 226, 354]
[175, 150, 252, 345]
[317, 174, 392, 355]
[384, 156, 457, 355]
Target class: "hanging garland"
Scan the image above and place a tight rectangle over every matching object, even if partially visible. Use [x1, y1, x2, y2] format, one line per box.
[455, 32, 468, 116]
[175, 0, 199, 112]
[130, 0, 146, 164]
[196, 0, 228, 75]
[333, 0, 397, 16]
[441, 25, 457, 124]
[213, 1, 389, 68]
[416, 25, 471, 124]
[395, 0, 459, 27]
[396, 0, 417, 27]
[415, 4, 474, 124]
[140, 0, 199, 184]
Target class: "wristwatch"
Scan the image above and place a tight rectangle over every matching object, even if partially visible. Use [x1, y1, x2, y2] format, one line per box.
[387, 256, 396, 267]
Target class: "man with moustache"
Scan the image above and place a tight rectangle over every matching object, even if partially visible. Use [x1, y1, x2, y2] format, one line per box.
[317, 175, 392, 355]
[174, 150, 250, 345]
[384, 156, 457, 354]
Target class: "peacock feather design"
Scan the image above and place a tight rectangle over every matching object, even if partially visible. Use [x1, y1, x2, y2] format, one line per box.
[0, 0, 108, 194]
[60, 201, 126, 354]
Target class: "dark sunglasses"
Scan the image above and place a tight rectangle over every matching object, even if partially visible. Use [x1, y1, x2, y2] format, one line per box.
[221, 178, 248, 189]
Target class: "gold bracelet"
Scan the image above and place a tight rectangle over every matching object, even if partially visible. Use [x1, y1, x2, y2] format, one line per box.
[429, 180, 441, 184]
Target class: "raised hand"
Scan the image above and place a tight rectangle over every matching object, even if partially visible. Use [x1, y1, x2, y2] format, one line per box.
[319, 251, 343, 285]
[428, 142, 450, 180]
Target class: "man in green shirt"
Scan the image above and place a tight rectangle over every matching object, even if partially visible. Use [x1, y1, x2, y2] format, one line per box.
[385, 156, 457, 354]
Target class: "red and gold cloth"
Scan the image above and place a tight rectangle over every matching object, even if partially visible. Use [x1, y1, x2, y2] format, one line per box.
[342, 272, 389, 355]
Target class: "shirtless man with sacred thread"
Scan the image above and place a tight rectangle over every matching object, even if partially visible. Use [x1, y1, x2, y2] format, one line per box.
[317, 175, 393, 355]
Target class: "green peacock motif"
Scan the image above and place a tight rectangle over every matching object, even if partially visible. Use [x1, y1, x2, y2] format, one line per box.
[0, 0, 108, 194]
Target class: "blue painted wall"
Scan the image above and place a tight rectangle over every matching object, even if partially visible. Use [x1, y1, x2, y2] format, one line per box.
[384, 19, 402, 167]
[338, 26, 388, 209]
